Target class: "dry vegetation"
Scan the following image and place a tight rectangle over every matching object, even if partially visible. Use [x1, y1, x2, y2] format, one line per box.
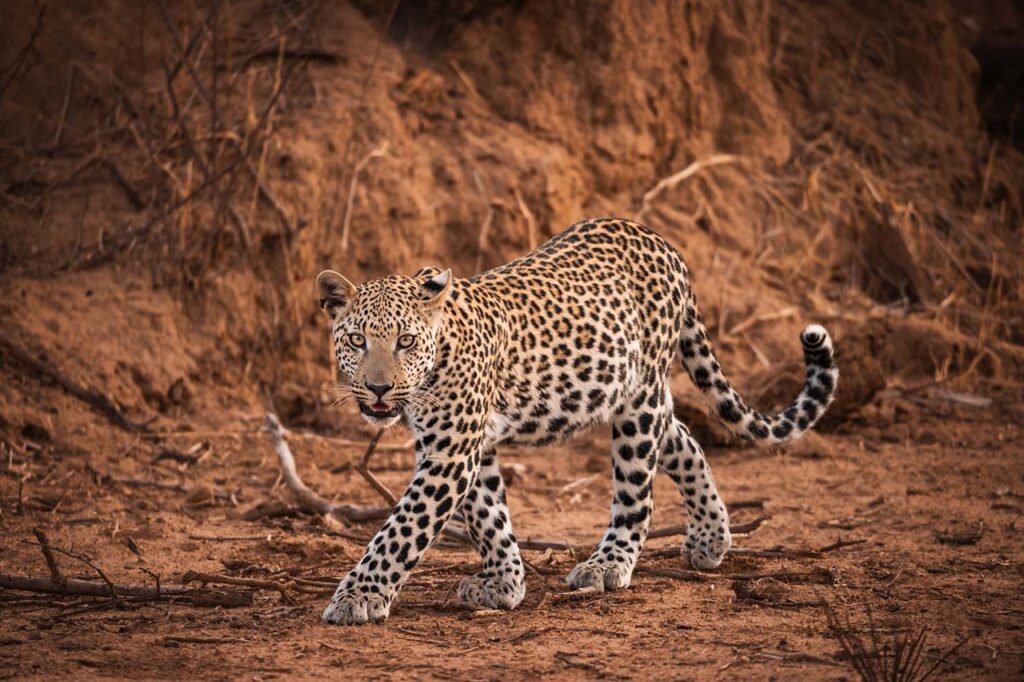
[1, 0, 1022, 679]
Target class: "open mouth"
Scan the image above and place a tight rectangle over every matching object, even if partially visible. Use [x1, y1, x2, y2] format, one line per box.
[358, 401, 401, 420]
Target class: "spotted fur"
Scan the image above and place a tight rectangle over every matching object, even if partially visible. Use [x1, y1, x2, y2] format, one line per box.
[317, 218, 838, 625]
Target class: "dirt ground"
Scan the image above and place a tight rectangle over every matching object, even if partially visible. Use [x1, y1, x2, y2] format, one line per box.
[1, 386, 1023, 680]
[2, 0, 1024, 679]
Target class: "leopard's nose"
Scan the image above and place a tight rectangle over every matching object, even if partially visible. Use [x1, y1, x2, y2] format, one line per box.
[366, 383, 393, 399]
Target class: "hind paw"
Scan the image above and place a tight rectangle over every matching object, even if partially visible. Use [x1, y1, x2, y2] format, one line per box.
[566, 559, 633, 592]
[684, 526, 731, 570]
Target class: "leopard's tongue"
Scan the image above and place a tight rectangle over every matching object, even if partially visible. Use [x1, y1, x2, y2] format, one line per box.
[371, 401, 390, 413]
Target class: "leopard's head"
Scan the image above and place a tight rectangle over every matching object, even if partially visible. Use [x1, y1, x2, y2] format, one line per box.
[316, 268, 452, 427]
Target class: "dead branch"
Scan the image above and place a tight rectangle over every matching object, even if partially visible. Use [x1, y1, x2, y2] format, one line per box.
[182, 570, 295, 603]
[516, 516, 772, 554]
[694, 537, 866, 560]
[162, 635, 246, 645]
[262, 413, 390, 522]
[0, 573, 251, 607]
[188, 533, 272, 542]
[936, 521, 984, 546]
[519, 538, 587, 552]
[262, 415, 770, 555]
[22, 540, 121, 602]
[90, 467, 233, 502]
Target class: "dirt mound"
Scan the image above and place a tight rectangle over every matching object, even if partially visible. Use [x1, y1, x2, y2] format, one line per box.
[3, 1, 1020, 436]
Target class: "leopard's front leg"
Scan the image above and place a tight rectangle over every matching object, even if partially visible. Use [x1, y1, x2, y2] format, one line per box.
[322, 435, 483, 625]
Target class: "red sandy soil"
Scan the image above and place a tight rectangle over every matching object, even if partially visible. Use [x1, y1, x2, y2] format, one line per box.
[2, 389, 1023, 680]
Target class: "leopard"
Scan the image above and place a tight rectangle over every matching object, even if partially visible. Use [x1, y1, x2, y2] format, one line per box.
[316, 217, 838, 625]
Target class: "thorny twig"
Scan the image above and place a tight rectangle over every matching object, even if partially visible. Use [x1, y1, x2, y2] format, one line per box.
[20, 540, 123, 603]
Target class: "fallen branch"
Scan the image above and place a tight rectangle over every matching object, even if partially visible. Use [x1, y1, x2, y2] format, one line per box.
[0, 573, 252, 607]
[182, 570, 296, 603]
[816, 538, 867, 553]
[935, 521, 984, 546]
[21, 539, 121, 602]
[519, 538, 587, 552]
[263, 415, 769, 556]
[715, 537, 866, 560]
[262, 413, 390, 522]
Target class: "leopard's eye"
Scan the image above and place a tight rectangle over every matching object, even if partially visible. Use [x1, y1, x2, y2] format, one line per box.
[397, 334, 416, 350]
[347, 333, 366, 350]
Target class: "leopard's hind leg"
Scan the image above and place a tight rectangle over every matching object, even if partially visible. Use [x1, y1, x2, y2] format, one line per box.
[567, 381, 670, 592]
[659, 418, 732, 569]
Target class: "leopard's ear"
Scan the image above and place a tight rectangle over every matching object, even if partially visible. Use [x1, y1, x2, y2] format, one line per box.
[412, 266, 442, 279]
[316, 270, 357, 316]
[419, 269, 453, 312]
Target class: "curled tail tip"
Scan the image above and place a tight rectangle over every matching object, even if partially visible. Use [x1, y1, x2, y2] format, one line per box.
[800, 323, 836, 369]
[800, 324, 831, 351]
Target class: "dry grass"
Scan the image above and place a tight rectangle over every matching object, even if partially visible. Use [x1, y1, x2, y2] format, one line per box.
[826, 605, 968, 682]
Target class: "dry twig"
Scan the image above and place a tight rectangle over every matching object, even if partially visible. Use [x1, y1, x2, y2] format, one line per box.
[635, 154, 742, 222]
[341, 140, 389, 251]
[31, 529, 64, 586]
[354, 428, 398, 506]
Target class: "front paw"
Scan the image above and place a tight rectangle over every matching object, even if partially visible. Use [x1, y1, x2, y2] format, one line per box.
[458, 574, 526, 610]
[322, 590, 390, 625]
[566, 558, 633, 592]
[684, 525, 732, 570]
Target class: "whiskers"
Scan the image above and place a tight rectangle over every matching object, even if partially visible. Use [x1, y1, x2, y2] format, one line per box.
[325, 381, 444, 418]
[326, 380, 359, 410]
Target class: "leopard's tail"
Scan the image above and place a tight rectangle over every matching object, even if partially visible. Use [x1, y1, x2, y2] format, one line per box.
[678, 299, 838, 444]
